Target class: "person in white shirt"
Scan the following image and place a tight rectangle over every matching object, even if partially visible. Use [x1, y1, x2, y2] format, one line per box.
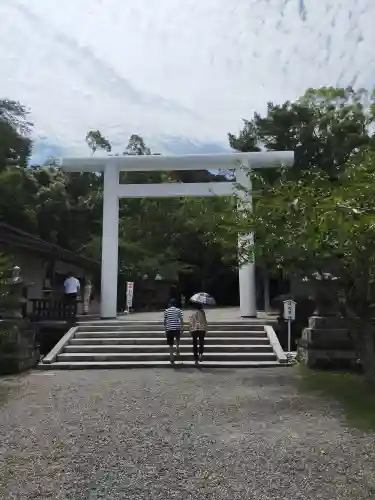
[64, 272, 80, 306]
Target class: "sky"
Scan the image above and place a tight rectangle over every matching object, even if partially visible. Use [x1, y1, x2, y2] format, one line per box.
[1, 0, 375, 162]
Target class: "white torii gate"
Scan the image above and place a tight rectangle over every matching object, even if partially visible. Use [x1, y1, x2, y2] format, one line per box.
[61, 151, 293, 318]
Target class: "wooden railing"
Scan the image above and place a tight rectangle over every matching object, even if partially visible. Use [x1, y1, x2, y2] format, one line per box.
[29, 298, 77, 322]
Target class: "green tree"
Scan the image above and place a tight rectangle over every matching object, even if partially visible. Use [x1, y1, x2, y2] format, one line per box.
[85, 130, 112, 155]
[223, 150, 375, 378]
[118, 135, 186, 278]
[118, 136, 236, 288]
[229, 87, 375, 178]
[124, 134, 151, 156]
[31, 165, 103, 251]
[0, 111, 237, 305]
[0, 99, 32, 169]
[223, 85, 375, 297]
[0, 166, 39, 230]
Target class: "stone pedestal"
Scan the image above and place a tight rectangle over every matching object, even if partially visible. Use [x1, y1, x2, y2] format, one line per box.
[0, 320, 40, 374]
[297, 316, 356, 368]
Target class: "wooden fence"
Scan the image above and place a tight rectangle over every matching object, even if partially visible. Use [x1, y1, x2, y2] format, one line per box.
[29, 298, 77, 322]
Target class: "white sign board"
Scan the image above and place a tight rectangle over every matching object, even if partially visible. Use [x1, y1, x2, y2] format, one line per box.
[283, 299, 296, 321]
[126, 282, 134, 309]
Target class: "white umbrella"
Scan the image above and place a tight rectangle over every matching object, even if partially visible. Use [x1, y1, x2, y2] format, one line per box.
[190, 292, 216, 306]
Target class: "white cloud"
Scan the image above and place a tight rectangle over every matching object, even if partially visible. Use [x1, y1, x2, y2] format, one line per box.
[1, 0, 375, 157]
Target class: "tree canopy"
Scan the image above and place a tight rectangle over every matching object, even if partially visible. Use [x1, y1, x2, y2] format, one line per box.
[2, 85, 375, 313]
[229, 86, 375, 178]
[0, 100, 32, 169]
[219, 149, 375, 376]
[0, 103, 235, 297]
[85, 130, 112, 155]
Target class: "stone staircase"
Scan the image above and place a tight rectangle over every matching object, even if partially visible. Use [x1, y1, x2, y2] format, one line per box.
[39, 319, 287, 369]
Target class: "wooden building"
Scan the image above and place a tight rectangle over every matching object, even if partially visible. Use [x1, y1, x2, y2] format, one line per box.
[0, 222, 100, 319]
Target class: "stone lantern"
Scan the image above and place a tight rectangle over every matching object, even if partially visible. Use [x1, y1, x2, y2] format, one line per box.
[2, 265, 27, 319]
[0, 265, 39, 374]
[298, 272, 356, 368]
[303, 272, 340, 317]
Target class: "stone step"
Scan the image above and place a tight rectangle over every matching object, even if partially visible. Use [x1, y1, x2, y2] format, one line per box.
[63, 344, 274, 354]
[78, 319, 266, 325]
[57, 352, 277, 362]
[74, 330, 268, 339]
[40, 318, 286, 370]
[39, 360, 282, 369]
[77, 323, 265, 333]
[69, 336, 269, 346]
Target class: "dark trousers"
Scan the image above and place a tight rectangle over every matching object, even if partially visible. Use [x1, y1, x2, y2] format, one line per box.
[166, 330, 181, 347]
[191, 330, 205, 359]
[64, 293, 78, 316]
[64, 293, 77, 304]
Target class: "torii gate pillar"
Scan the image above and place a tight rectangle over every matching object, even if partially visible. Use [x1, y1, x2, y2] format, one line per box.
[61, 151, 294, 318]
[236, 166, 256, 318]
[101, 165, 119, 319]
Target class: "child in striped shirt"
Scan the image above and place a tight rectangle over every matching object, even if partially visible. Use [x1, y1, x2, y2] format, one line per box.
[164, 299, 183, 364]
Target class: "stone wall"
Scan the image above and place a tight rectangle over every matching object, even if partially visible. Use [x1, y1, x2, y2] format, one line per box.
[0, 320, 40, 374]
[297, 316, 357, 368]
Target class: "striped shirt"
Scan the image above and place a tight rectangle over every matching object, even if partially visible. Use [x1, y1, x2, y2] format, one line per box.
[164, 306, 183, 331]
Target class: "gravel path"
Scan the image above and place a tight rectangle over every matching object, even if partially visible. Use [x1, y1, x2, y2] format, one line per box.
[0, 367, 374, 499]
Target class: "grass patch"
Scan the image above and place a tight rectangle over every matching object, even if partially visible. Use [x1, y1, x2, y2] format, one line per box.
[298, 365, 375, 432]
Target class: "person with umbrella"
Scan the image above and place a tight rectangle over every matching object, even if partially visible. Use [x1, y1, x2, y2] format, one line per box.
[188, 293, 215, 365]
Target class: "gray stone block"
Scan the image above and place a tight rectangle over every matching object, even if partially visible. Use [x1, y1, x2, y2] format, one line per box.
[0, 321, 39, 374]
[300, 327, 354, 350]
[298, 315, 358, 368]
[297, 346, 357, 368]
[308, 316, 348, 329]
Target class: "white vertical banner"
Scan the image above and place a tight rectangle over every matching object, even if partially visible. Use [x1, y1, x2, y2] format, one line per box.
[126, 282, 134, 313]
[283, 299, 296, 353]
